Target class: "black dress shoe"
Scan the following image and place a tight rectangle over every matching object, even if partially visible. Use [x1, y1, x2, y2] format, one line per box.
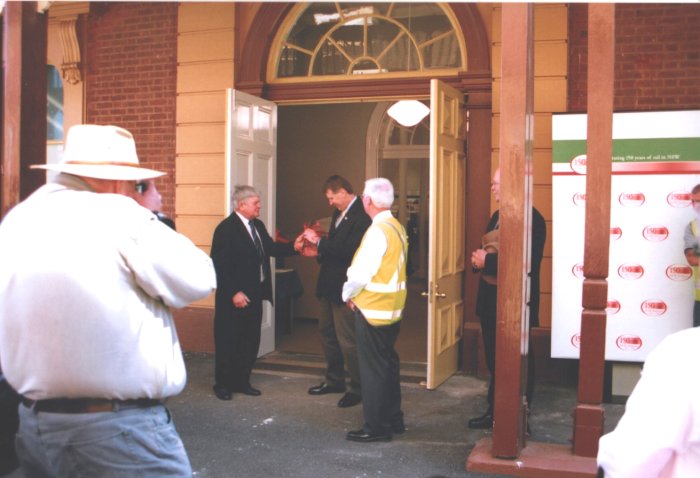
[391, 421, 406, 434]
[213, 385, 232, 401]
[468, 412, 493, 429]
[308, 382, 345, 395]
[337, 392, 362, 408]
[346, 429, 392, 443]
[234, 385, 261, 396]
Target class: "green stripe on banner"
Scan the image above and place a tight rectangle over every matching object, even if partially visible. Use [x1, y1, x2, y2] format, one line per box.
[552, 137, 700, 164]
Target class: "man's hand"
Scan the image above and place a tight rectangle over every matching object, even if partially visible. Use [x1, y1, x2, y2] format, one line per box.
[293, 233, 305, 252]
[471, 249, 487, 270]
[346, 299, 356, 311]
[294, 232, 318, 257]
[302, 228, 320, 244]
[232, 291, 250, 308]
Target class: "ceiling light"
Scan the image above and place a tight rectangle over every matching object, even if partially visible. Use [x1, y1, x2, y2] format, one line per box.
[387, 100, 430, 127]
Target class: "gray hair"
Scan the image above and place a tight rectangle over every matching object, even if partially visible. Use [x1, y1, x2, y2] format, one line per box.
[231, 185, 260, 210]
[363, 178, 394, 208]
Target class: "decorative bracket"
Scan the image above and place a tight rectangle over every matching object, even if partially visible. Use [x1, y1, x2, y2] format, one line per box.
[48, 2, 89, 85]
[57, 17, 82, 84]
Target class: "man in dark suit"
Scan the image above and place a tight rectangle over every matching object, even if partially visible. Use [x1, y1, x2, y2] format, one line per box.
[468, 168, 547, 430]
[302, 176, 371, 408]
[211, 185, 302, 400]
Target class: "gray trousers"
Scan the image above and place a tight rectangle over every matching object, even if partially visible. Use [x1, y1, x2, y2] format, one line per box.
[318, 298, 361, 395]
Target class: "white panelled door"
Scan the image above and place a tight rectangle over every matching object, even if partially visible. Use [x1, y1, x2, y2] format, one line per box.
[226, 89, 278, 356]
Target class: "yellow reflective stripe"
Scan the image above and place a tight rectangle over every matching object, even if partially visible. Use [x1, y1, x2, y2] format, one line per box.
[365, 281, 406, 293]
[357, 308, 404, 320]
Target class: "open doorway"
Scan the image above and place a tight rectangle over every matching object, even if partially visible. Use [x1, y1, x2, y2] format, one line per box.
[275, 102, 429, 363]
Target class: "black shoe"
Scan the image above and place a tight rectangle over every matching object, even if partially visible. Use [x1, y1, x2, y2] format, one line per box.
[468, 412, 493, 429]
[346, 429, 392, 443]
[337, 392, 362, 408]
[391, 421, 406, 434]
[308, 382, 345, 395]
[213, 385, 232, 401]
[234, 385, 261, 396]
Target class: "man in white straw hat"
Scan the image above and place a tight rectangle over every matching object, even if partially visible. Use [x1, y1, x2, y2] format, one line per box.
[0, 124, 216, 477]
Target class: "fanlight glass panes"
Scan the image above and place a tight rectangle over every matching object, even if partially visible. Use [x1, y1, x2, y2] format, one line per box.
[276, 2, 463, 79]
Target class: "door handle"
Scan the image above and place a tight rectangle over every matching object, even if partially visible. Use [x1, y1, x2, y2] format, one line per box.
[421, 282, 446, 302]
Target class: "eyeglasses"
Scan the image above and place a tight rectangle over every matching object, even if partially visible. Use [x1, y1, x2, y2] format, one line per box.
[135, 181, 149, 194]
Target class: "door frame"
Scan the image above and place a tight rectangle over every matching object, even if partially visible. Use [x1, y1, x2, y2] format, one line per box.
[235, 2, 494, 373]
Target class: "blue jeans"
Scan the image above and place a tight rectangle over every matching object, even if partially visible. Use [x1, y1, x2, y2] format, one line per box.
[16, 403, 191, 478]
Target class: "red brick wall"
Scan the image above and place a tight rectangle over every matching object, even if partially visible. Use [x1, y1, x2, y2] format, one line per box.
[85, 2, 178, 217]
[569, 3, 700, 112]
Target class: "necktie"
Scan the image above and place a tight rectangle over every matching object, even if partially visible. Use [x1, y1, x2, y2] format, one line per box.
[249, 220, 265, 281]
[249, 220, 264, 260]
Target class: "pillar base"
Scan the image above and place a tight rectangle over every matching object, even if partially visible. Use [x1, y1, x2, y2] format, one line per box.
[467, 438, 598, 478]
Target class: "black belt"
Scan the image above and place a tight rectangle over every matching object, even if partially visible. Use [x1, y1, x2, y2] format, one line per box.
[21, 397, 164, 414]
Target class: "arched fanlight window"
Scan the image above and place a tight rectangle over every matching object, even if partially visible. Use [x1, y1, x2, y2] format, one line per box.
[271, 2, 466, 81]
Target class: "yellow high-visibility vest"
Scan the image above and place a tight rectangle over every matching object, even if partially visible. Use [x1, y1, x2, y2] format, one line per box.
[352, 217, 408, 326]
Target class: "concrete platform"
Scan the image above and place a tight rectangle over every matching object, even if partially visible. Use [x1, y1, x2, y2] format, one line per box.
[5, 353, 625, 478]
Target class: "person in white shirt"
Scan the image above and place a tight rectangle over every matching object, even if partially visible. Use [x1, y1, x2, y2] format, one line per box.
[597, 327, 700, 477]
[0, 124, 216, 477]
[342, 178, 408, 443]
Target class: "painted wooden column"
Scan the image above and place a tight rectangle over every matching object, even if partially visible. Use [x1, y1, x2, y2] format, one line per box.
[1, 1, 47, 218]
[492, 2, 534, 458]
[573, 3, 615, 458]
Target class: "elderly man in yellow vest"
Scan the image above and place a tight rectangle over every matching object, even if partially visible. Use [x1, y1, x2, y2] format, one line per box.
[342, 177, 408, 443]
[684, 183, 700, 327]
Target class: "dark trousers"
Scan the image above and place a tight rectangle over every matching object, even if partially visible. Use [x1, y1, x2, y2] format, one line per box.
[0, 379, 20, 475]
[479, 313, 536, 412]
[694, 301, 700, 327]
[214, 301, 263, 390]
[318, 298, 361, 395]
[354, 310, 403, 434]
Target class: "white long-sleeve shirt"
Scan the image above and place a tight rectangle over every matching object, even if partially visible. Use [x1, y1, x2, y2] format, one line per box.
[342, 210, 392, 302]
[598, 327, 700, 477]
[0, 174, 216, 400]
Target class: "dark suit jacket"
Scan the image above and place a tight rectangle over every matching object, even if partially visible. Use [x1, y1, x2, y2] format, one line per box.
[211, 213, 296, 319]
[475, 208, 546, 327]
[316, 197, 371, 304]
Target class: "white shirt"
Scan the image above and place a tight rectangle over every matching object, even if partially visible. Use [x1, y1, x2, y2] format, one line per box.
[0, 174, 216, 400]
[342, 210, 391, 302]
[598, 327, 700, 477]
[335, 195, 357, 228]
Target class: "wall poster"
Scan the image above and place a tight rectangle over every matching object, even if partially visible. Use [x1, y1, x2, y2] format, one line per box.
[551, 110, 700, 361]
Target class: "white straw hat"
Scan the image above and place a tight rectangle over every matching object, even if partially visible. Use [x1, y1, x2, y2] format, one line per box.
[32, 124, 165, 180]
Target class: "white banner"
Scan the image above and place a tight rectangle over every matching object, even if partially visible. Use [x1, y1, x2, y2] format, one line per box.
[551, 111, 700, 361]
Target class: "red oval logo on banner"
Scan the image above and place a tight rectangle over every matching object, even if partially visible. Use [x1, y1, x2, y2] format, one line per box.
[610, 227, 623, 240]
[572, 263, 584, 278]
[606, 299, 621, 315]
[642, 225, 669, 242]
[667, 191, 692, 208]
[616, 335, 643, 351]
[619, 192, 646, 207]
[570, 155, 587, 175]
[640, 299, 668, 317]
[666, 264, 693, 281]
[571, 333, 581, 349]
[618, 263, 644, 280]
[573, 192, 586, 207]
